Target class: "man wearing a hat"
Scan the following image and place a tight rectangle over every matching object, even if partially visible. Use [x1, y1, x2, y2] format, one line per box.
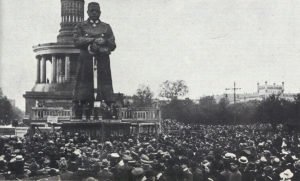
[279, 169, 294, 181]
[220, 162, 232, 181]
[73, 1, 116, 119]
[238, 156, 248, 174]
[0, 156, 7, 174]
[229, 162, 242, 181]
[28, 158, 40, 177]
[97, 159, 113, 181]
[131, 167, 144, 181]
[293, 160, 300, 181]
[258, 166, 275, 181]
[14, 155, 25, 178]
[117, 154, 133, 181]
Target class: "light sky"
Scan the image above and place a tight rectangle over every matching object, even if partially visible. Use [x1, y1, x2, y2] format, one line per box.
[1, 0, 300, 110]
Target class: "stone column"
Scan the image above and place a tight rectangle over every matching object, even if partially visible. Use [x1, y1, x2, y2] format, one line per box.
[41, 56, 46, 83]
[52, 55, 57, 83]
[56, 58, 60, 83]
[65, 55, 70, 81]
[36, 56, 41, 83]
[57, 58, 62, 83]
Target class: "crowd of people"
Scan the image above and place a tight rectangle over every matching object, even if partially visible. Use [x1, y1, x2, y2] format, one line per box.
[0, 121, 299, 181]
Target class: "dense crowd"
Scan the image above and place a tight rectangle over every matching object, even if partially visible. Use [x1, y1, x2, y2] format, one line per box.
[0, 121, 299, 181]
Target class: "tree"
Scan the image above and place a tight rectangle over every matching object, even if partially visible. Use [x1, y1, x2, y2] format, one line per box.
[132, 85, 154, 107]
[283, 94, 300, 129]
[228, 101, 259, 124]
[161, 98, 196, 122]
[217, 98, 231, 124]
[255, 94, 284, 129]
[159, 80, 189, 100]
[198, 96, 219, 124]
[0, 95, 13, 123]
[293, 94, 300, 121]
[0, 89, 24, 124]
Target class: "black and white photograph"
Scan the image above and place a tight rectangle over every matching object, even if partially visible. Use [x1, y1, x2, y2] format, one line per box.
[0, 0, 300, 180]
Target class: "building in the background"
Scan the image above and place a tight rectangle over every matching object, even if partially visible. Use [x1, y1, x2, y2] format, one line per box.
[213, 81, 296, 104]
[257, 81, 284, 99]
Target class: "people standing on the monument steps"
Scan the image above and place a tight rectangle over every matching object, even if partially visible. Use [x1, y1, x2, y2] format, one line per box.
[73, 2, 116, 119]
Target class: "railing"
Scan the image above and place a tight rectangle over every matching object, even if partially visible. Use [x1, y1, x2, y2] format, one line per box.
[118, 107, 161, 122]
[31, 107, 72, 120]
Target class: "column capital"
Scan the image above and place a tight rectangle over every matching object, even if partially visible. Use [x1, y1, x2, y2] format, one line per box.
[36, 55, 42, 60]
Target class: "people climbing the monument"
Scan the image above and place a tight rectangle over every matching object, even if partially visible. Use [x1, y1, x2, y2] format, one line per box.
[0, 121, 299, 180]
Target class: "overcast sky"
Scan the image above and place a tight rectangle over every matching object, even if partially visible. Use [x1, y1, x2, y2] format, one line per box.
[1, 0, 300, 110]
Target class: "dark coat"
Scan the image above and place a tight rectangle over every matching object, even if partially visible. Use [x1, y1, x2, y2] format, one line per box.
[73, 19, 116, 102]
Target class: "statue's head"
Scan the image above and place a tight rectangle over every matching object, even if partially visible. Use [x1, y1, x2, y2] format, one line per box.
[87, 2, 101, 20]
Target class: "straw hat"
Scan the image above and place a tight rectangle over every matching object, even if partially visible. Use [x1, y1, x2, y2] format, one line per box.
[238, 156, 248, 164]
[123, 154, 133, 161]
[73, 149, 81, 156]
[272, 157, 280, 164]
[223, 153, 236, 160]
[141, 154, 150, 161]
[279, 169, 294, 180]
[260, 156, 267, 163]
[15, 155, 24, 162]
[131, 167, 144, 176]
[105, 141, 113, 147]
[141, 154, 153, 164]
[111, 153, 120, 159]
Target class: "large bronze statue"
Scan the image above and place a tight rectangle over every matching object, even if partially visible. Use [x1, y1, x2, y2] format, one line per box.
[73, 2, 116, 119]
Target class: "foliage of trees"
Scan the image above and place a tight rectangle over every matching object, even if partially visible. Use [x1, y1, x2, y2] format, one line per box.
[159, 80, 188, 100]
[161, 93, 300, 127]
[132, 85, 154, 107]
[130, 81, 300, 128]
[0, 88, 23, 124]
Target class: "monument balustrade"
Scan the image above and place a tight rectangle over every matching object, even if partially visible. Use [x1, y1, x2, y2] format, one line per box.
[119, 107, 161, 122]
[31, 107, 71, 121]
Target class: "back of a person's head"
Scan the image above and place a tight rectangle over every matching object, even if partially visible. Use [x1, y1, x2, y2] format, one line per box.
[84, 177, 98, 181]
[223, 162, 231, 170]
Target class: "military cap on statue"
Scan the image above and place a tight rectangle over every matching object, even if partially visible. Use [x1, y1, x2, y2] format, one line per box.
[88, 2, 100, 9]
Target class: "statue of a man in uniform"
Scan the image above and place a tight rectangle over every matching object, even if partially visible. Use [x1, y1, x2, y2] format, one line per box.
[73, 2, 116, 119]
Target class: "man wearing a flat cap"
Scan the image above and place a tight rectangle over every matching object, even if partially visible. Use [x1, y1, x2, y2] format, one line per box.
[73, 2, 116, 119]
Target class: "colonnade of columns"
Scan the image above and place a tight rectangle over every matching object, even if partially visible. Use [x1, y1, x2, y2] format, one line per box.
[35, 54, 71, 84]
